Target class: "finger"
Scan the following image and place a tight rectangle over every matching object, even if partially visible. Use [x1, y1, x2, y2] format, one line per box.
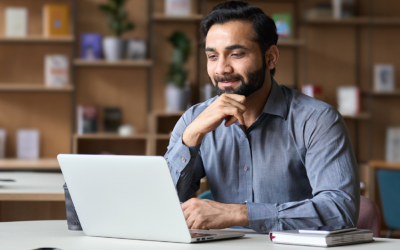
[222, 96, 246, 114]
[223, 107, 245, 126]
[224, 116, 237, 127]
[223, 93, 246, 104]
[181, 198, 194, 211]
[186, 214, 195, 229]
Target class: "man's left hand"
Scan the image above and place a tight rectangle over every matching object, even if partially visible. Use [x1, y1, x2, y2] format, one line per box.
[181, 198, 249, 229]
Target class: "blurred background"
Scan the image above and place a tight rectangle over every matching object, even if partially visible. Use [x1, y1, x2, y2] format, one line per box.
[0, 0, 399, 238]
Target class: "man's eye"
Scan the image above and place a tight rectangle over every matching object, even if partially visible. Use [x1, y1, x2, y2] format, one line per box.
[232, 53, 244, 57]
[208, 55, 216, 59]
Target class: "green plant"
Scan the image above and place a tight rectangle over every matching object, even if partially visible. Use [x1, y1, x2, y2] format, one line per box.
[165, 32, 191, 88]
[99, 0, 134, 37]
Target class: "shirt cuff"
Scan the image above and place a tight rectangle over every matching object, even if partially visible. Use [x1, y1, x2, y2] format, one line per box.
[246, 202, 279, 233]
[169, 136, 199, 173]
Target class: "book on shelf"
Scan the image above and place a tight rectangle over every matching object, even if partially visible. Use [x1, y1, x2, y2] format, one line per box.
[374, 64, 395, 92]
[337, 86, 360, 116]
[332, 0, 355, 19]
[103, 108, 122, 133]
[273, 13, 292, 40]
[45, 55, 69, 87]
[386, 127, 400, 163]
[80, 33, 102, 60]
[0, 129, 6, 158]
[165, 0, 191, 16]
[302, 84, 323, 101]
[77, 105, 98, 134]
[5, 7, 28, 37]
[43, 4, 70, 37]
[16, 129, 40, 159]
[269, 229, 373, 247]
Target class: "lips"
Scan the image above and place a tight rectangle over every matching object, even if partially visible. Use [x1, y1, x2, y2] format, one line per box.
[219, 79, 240, 87]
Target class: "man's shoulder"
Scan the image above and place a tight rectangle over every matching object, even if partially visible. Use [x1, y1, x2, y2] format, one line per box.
[281, 85, 341, 122]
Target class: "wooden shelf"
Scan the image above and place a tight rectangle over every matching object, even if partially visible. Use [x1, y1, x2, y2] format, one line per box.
[306, 17, 400, 25]
[363, 90, 400, 96]
[152, 110, 185, 117]
[0, 158, 60, 170]
[341, 112, 371, 120]
[155, 134, 171, 140]
[277, 39, 305, 47]
[74, 133, 149, 140]
[74, 59, 152, 67]
[0, 35, 74, 43]
[0, 84, 74, 92]
[152, 13, 203, 21]
[369, 160, 400, 170]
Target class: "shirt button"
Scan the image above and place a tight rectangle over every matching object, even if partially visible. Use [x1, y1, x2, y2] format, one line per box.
[245, 200, 247, 203]
[261, 226, 267, 231]
[244, 135, 247, 139]
[181, 157, 186, 162]
[244, 166, 249, 171]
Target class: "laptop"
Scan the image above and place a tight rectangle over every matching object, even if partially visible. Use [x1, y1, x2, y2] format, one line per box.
[57, 154, 245, 243]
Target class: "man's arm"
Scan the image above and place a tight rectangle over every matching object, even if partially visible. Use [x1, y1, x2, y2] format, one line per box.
[251, 108, 359, 232]
[183, 108, 360, 232]
[165, 94, 247, 201]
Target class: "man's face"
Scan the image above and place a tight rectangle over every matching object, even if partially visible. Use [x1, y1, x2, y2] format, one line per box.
[205, 21, 266, 97]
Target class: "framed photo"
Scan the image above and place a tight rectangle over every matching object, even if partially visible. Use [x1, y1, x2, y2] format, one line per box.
[374, 64, 395, 91]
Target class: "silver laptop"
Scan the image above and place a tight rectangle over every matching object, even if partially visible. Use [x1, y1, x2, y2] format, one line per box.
[57, 154, 245, 243]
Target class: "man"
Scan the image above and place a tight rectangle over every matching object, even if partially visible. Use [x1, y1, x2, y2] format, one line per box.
[165, 1, 359, 233]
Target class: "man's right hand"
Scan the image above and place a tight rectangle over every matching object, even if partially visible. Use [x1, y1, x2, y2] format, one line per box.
[182, 94, 246, 146]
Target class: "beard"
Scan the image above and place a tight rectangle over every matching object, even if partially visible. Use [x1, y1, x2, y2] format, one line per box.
[211, 57, 267, 97]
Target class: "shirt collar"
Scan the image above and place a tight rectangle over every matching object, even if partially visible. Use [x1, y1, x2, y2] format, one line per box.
[261, 77, 288, 119]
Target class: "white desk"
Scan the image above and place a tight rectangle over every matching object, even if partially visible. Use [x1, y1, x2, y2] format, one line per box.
[0, 172, 65, 201]
[1, 220, 399, 250]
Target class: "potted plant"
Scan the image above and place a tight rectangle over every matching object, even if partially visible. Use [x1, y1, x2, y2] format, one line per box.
[164, 31, 191, 112]
[99, 0, 134, 61]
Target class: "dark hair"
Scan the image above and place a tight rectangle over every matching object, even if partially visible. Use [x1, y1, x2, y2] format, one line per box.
[201, 1, 278, 76]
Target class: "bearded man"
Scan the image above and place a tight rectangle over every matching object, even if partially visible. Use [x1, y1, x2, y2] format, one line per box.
[164, 1, 359, 233]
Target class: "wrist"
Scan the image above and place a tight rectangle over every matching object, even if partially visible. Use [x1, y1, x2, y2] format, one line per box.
[231, 204, 249, 227]
[182, 124, 204, 147]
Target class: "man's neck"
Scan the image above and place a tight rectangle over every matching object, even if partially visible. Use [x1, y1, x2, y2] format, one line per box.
[242, 75, 272, 130]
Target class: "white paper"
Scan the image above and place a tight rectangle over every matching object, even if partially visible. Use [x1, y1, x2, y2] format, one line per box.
[337, 86, 359, 116]
[5, 7, 28, 37]
[386, 127, 400, 163]
[165, 0, 191, 16]
[16, 129, 40, 159]
[0, 129, 6, 158]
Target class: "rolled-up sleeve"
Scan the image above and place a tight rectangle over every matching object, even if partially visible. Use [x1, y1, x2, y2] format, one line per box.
[164, 109, 204, 202]
[246, 108, 360, 233]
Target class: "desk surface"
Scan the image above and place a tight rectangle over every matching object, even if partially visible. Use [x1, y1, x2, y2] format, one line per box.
[0, 172, 65, 201]
[1, 220, 399, 250]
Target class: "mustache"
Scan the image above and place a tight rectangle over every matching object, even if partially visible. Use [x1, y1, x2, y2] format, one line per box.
[214, 74, 243, 83]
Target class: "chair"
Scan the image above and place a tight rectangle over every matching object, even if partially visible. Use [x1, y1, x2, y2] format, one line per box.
[376, 169, 400, 238]
[358, 196, 381, 237]
[198, 190, 213, 200]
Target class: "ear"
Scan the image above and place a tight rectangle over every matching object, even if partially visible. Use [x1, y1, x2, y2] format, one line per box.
[265, 45, 279, 70]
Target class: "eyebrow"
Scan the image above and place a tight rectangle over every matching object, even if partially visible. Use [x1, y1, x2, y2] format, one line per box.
[205, 44, 249, 52]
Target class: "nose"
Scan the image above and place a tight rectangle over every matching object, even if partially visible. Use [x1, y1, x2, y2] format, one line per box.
[215, 57, 233, 76]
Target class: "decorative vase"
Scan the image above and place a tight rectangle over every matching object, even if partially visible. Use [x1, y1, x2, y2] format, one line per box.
[103, 37, 123, 61]
[165, 83, 189, 112]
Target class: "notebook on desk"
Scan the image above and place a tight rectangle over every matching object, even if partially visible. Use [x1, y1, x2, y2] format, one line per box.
[269, 229, 373, 247]
[57, 154, 245, 243]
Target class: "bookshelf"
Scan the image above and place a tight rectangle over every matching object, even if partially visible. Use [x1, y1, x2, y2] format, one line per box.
[0, 35, 74, 43]
[0, 84, 74, 92]
[0, 158, 60, 170]
[74, 59, 153, 67]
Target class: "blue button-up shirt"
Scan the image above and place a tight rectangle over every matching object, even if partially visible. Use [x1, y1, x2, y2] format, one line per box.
[165, 78, 360, 233]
